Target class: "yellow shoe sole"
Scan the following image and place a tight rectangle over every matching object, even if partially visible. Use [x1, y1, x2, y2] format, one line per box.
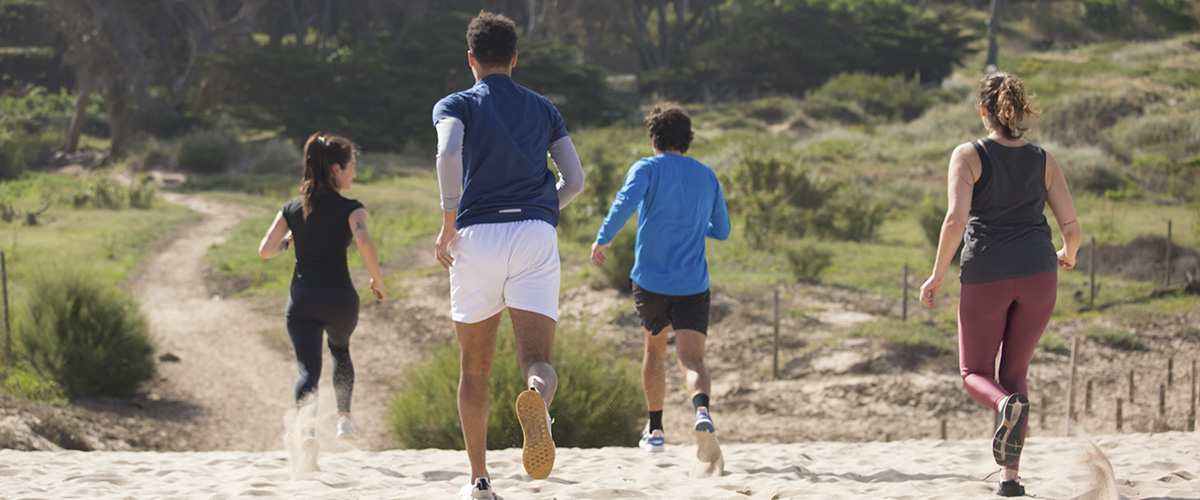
[516, 389, 555, 480]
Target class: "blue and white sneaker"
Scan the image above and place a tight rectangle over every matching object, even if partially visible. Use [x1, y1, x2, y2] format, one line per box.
[694, 407, 721, 463]
[639, 423, 666, 452]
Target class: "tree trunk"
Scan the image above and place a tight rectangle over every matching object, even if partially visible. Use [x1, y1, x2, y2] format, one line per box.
[64, 87, 92, 153]
[984, 0, 1001, 71]
[105, 81, 131, 158]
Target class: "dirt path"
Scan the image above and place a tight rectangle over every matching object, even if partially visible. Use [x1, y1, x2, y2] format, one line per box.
[129, 192, 395, 452]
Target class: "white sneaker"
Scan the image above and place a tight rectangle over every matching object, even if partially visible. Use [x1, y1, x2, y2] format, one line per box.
[639, 423, 666, 453]
[336, 415, 360, 441]
[458, 477, 495, 500]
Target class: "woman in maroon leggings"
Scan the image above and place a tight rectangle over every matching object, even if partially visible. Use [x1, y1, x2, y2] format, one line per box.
[920, 72, 1081, 497]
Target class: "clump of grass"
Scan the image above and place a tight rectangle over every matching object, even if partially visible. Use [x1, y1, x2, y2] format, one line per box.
[851, 320, 955, 355]
[387, 317, 643, 449]
[786, 240, 833, 283]
[1, 364, 66, 404]
[1038, 332, 1070, 355]
[1080, 326, 1146, 351]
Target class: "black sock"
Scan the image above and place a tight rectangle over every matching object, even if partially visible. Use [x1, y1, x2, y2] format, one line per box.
[648, 410, 664, 431]
[692, 393, 710, 411]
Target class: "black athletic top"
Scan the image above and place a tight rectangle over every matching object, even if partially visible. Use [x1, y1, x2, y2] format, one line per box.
[959, 138, 1058, 284]
[282, 191, 364, 289]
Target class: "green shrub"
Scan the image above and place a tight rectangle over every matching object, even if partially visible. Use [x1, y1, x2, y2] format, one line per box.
[1109, 108, 1200, 160]
[593, 226, 637, 294]
[388, 318, 643, 449]
[1080, 326, 1146, 351]
[786, 240, 833, 283]
[72, 177, 125, 209]
[18, 268, 156, 397]
[178, 129, 240, 174]
[803, 73, 938, 125]
[249, 137, 301, 175]
[1, 364, 66, 403]
[1037, 332, 1070, 355]
[1055, 145, 1126, 195]
[1103, 180, 1143, 201]
[0, 128, 26, 181]
[128, 181, 155, 210]
[851, 320, 954, 355]
[917, 196, 945, 249]
[1040, 88, 1158, 148]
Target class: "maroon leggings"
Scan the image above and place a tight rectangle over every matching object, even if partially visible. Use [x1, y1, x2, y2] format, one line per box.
[958, 271, 1057, 468]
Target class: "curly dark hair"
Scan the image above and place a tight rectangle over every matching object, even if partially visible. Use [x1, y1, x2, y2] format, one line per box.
[466, 11, 517, 68]
[979, 72, 1040, 139]
[644, 103, 694, 154]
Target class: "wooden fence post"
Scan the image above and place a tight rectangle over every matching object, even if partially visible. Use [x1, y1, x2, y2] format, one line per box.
[2, 251, 9, 369]
[1165, 220, 1172, 287]
[1089, 236, 1096, 308]
[1159, 384, 1166, 417]
[1169, 356, 1174, 387]
[1086, 379, 1094, 414]
[1117, 398, 1124, 431]
[772, 288, 780, 380]
[902, 264, 908, 322]
[1129, 370, 1136, 404]
[1065, 336, 1079, 436]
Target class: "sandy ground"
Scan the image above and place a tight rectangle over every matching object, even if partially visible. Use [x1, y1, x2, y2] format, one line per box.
[1, 432, 1197, 499]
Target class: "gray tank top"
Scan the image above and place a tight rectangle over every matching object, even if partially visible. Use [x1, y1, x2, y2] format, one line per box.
[959, 138, 1058, 284]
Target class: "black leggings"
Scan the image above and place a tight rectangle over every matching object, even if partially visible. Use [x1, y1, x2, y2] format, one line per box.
[286, 284, 359, 413]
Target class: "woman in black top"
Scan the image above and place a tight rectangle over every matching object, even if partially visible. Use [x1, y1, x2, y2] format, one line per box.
[258, 132, 385, 442]
[920, 73, 1081, 497]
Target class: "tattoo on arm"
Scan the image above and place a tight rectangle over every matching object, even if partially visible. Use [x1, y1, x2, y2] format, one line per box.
[1061, 219, 1078, 227]
[279, 238, 290, 252]
[355, 221, 366, 232]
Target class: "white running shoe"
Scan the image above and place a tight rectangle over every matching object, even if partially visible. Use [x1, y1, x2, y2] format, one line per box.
[694, 407, 721, 463]
[336, 415, 360, 441]
[639, 423, 666, 453]
[458, 477, 495, 500]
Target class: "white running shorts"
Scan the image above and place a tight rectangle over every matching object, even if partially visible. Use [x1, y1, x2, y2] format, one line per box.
[448, 219, 560, 324]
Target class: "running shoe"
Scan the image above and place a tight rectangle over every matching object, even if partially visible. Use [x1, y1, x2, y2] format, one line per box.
[639, 423, 665, 452]
[458, 477, 495, 500]
[336, 415, 360, 441]
[997, 478, 1026, 497]
[516, 389, 555, 480]
[694, 408, 721, 463]
[993, 393, 1030, 467]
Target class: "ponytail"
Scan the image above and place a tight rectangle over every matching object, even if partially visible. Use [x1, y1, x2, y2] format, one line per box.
[979, 72, 1041, 139]
[300, 132, 356, 219]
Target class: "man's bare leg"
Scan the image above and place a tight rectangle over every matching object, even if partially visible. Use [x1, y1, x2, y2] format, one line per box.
[510, 308, 557, 404]
[455, 312, 501, 482]
[643, 327, 669, 413]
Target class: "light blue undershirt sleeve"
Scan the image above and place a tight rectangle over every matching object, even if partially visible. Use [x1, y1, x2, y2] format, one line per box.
[435, 117, 464, 211]
[595, 162, 650, 245]
[549, 136, 584, 209]
[707, 182, 731, 240]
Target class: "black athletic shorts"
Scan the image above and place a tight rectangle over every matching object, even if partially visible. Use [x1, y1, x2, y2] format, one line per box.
[632, 281, 711, 335]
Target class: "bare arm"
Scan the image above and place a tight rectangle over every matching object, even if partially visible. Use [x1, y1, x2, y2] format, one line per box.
[1045, 151, 1082, 269]
[921, 143, 980, 307]
[349, 208, 386, 301]
[257, 211, 291, 259]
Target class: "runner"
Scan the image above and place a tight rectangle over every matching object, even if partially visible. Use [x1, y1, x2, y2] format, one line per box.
[590, 103, 730, 467]
[258, 132, 386, 443]
[430, 11, 584, 500]
[920, 72, 1081, 497]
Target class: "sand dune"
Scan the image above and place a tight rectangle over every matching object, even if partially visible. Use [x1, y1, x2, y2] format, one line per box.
[1, 431, 1196, 499]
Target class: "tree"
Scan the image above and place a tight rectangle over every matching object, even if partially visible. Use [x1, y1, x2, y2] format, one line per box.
[984, 0, 1001, 71]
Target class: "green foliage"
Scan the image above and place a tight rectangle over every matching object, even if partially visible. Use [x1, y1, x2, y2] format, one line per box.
[0, 126, 24, 180]
[723, 157, 889, 249]
[1138, 0, 1200, 33]
[72, 177, 125, 209]
[18, 268, 156, 398]
[178, 129, 240, 174]
[594, 226, 637, 293]
[851, 320, 954, 355]
[786, 240, 833, 283]
[1109, 108, 1200, 161]
[803, 73, 951, 125]
[213, 20, 622, 152]
[1039, 88, 1158, 149]
[1, 364, 66, 403]
[1056, 146, 1126, 196]
[1037, 332, 1070, 355]
[128, 180, 155, 210]
[248, 137, 301, 175]
[1103, 180, 1144, 201]
[388, 320, 643, 449]
[1079, 326, 1146, 351]
[707, 0, 977, 97]
[917, 196, 945, 250]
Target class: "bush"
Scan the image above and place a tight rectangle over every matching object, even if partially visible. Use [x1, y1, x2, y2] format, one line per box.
[388, 319, 643, 449]
[0, 128, 26, 181]
[803, 73, 939, 125]
[178, 129, 240, 174]
[1054, 145, 1126, 195]
[593, 226, 637, 294]
[128, 181, 155, 210]
[1080, 326, 1145, 351]
[786, 240, 833, 283]
[249, 137, 302, 175]
[18, 269, 156, 397]
[1109, 107, 1200, 161]
[72, 177, 125, 209]
[2, 364, 66, 403]
[1039, 88, 1158, 149]
[917, 196, 945, 249]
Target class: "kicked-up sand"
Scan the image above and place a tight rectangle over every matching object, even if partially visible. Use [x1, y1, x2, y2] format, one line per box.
[1, 431, 1197, 499]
